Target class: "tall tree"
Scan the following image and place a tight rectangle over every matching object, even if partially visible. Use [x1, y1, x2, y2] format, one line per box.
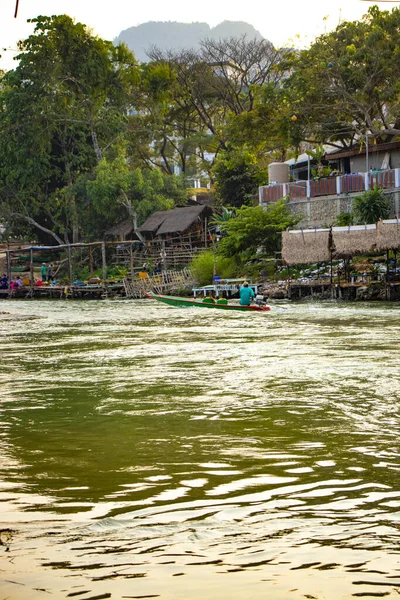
[0, 15, 139, 243]
[287, 6, 400, 148]
[73, 153, 188, 240]
[212, 149, 268, 208]
[143, 37, 290, 179]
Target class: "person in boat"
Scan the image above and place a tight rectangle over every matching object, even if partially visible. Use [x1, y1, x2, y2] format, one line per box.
[0, 274, 8, 289]
[239, 282, 255, 306]
[202, 293, 216, 304]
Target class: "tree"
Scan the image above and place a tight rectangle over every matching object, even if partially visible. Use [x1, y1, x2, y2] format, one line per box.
[213, 150, 268, 208]
[0, 15, 139, 243]
[353, 187, 391, 224]
[218, 199, 300, 261]
[74, 155, 188, 240]
[287, 7, 400, 148]
[144, 37, 290, 179]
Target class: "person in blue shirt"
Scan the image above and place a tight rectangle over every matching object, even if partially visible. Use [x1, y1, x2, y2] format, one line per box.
[239, 282, 255, 306]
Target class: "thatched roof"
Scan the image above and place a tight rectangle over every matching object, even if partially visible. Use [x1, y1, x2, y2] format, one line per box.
[377, 219, 400, 251]
[332, 224, 376, 257]
[138, 205, 211, 236]
[137, 211, 170, 234]
[157, 206, 208, 234]
[105, 219, 134, 238]
[282, 229, 331, 265]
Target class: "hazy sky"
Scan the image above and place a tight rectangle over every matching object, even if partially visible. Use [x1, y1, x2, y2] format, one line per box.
[0, 0, 393, 69]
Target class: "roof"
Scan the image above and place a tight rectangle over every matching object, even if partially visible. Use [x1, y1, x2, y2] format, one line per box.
[285, 145, 333, 167]
[137, 211, 170, 234]
[326, 140, 400, 160]
[105, 219, 134, 238]
[139, 205, 210, 236]
[282, 228, 331, 265]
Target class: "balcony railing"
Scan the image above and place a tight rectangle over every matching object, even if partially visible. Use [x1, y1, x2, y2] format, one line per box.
[259, 168, 400, 204]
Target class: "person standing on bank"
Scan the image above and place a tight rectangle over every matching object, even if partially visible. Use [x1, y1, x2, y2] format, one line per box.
[41, 263, 47, 282]
[239, 281, 255, 306]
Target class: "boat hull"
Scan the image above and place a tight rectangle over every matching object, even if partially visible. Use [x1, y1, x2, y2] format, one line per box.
[146, 292, 270, 312]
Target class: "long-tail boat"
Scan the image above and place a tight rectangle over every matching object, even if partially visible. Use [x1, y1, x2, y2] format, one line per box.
[145, 292, 271, 312]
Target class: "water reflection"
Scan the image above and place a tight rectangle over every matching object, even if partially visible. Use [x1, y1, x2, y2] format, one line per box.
[0, 299, 399, 598]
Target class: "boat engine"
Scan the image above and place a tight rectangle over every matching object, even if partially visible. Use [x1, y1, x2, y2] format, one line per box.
[255, 294, 266, 306]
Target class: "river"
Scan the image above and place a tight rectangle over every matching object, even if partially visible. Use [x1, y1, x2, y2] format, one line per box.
[0, 298, 399, 599]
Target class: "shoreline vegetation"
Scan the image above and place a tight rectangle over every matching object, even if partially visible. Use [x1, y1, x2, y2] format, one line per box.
[2, 10, 400, 302]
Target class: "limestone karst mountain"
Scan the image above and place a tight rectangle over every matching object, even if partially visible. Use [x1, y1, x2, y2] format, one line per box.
[115, 20, 264, 62]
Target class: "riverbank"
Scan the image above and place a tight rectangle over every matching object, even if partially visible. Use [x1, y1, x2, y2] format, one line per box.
[2, 273, 400, 302]
[261, 278, 400, 302]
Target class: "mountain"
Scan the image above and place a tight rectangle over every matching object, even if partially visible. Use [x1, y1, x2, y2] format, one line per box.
[115, 21, 264, 62]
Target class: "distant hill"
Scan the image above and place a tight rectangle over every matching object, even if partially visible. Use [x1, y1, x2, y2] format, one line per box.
[115, 21, 265, 62]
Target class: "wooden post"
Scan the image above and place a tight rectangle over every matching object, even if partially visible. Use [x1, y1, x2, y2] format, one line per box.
[67, 245, 73, 284]
[30, 248, 34, 296]
[386, 249, 390, 283]
[6, 250, 11, 291]
[129, 244, 134, 280]
[102, 242, 107, 296]
[204, 217, 208, 247]
[161, 240, 167, 271]
[386, 249, 390, 300]
[89, 246, 94, 276]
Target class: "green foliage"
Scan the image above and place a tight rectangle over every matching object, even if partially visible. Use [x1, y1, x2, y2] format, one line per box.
[213, 150, 268, 207]
[73, 155, 187, 239]
[218, 199, 300, 261]
[353, 187, 391, 224]
[210, 207, 236, 233]
[287, 7, 400, 146]
[73, 264, 127, 281]
[335, 212, 354, 226]
[0, 14, 139, 243]
[190, 250, 237, 285]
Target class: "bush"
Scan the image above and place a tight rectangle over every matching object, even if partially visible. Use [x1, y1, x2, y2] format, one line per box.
[353, 187, 391, 224]
[73, 264, 127, 281]
[335, 212, 354, 226]
[190, 251, 237, 285]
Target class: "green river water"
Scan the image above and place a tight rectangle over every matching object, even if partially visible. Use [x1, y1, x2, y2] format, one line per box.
[0, 299, 399, 599]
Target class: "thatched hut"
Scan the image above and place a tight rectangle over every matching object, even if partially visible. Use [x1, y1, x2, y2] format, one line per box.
[331, 225, 376, 258]
[282, 229, 331, 265]
[376, 219, 400, 251]
[138, 205, 213, 244]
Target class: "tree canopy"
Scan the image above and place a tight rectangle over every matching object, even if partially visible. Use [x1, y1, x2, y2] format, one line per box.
[0, 14, 141, 243]
[218, 200, 300, 261]
[1, 7, 399, 246]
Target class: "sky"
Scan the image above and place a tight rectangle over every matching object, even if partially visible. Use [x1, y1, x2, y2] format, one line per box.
[0, 0, 395, 70]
